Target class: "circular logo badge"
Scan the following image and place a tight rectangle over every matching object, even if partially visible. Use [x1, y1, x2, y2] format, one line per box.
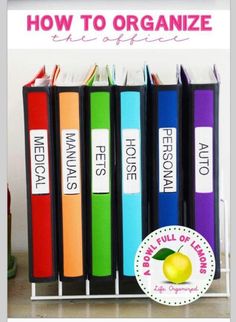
[135, 226, 215, 306]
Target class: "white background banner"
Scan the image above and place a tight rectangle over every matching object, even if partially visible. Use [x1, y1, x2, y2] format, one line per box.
[8, 10, 230, 49]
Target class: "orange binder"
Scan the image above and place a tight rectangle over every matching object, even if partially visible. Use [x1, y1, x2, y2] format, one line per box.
[55, 67, 96, 280]
[55, 89, 85, 280]
[60, 92, 83, 279]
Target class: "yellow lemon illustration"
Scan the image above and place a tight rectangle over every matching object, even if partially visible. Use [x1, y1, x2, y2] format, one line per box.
[163, 251, 192, 284]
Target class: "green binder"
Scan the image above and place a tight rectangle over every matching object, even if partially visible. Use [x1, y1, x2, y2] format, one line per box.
[86, 66, 115, 279]
[91, 92, 111, 276]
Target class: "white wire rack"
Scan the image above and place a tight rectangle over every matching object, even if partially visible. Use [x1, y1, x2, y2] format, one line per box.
[31, 199, 230, 301]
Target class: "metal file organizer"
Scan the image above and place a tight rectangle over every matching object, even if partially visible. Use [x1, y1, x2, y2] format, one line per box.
[30, 199, 230, 300]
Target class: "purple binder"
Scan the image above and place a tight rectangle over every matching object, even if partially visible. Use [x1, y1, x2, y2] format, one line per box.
[194, 90, 215, 249]
[181, 66, 220, 279]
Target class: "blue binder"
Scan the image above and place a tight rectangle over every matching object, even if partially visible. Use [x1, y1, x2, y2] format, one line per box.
[121, 91, 142, 276]
[147, 67, 183, 230]
[158, 90, 180, 226]
[116, 76, 148, 292]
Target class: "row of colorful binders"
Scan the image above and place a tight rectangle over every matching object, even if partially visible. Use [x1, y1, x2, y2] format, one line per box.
[23, 64, 221, 291]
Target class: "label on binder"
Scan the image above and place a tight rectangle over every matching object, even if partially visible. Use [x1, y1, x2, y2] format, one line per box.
[92, 129, 110, 193]
[30, 130, 50, 194]
[61, 129, 81, 194]
[159, 128, 177, 193]
[195, 127, 213, 193]
[122, 129, 141, 194]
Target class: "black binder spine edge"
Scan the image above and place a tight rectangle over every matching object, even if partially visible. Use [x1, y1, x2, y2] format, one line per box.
[213, 83, 221, 279]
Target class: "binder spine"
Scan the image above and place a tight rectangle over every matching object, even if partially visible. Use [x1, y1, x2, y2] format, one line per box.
[23, 86, 57, 283]
[157, 86, 182, 228]
[116, 86, 147, 282]
[149, 85, 183, 230]
[181, 77, 221, 279]
[86, 86, 115, 280]
[192, 85, 220, 279]
[54, 86, 86, 281]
